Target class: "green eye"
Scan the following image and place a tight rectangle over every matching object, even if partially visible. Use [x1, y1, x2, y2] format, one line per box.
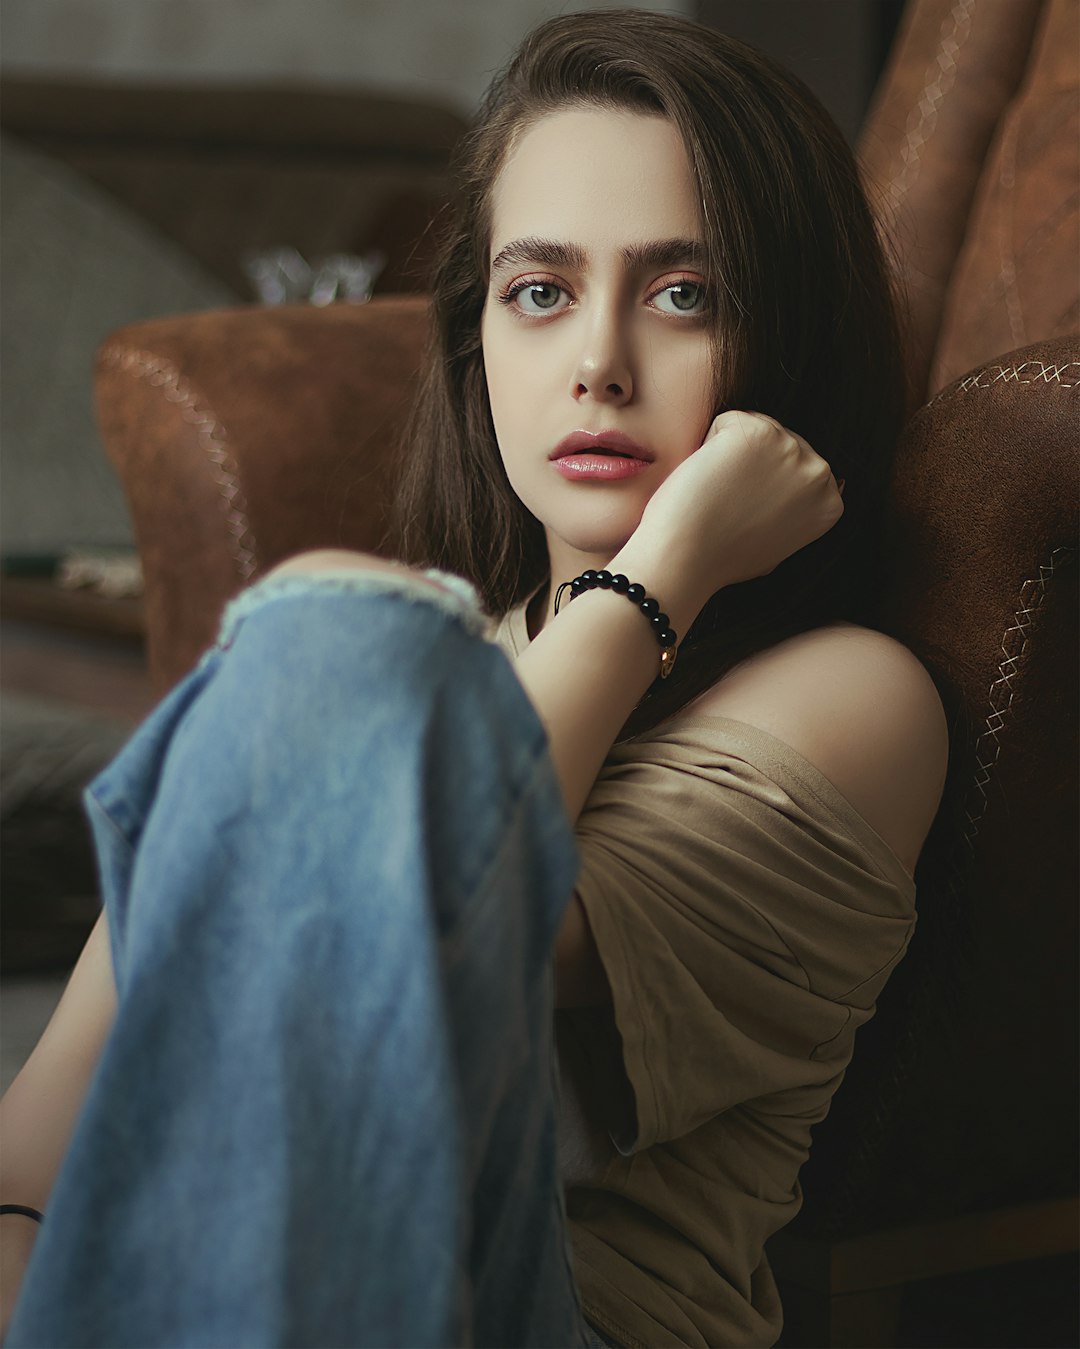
[659, 281, 705, 314]
[521, 283, 562, 311]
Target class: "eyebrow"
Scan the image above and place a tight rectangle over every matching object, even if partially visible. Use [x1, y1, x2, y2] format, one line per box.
[489, 236, 704, 275]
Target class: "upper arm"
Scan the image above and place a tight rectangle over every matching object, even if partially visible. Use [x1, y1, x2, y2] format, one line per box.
[688, 625, 949, 878]
[553, 624, 947, 1006]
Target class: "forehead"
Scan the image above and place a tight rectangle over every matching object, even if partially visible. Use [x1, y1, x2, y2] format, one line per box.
[489, 107, 702, 257]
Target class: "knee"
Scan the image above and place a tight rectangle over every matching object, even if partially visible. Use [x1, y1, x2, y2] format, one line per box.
[265, 550, 432, 587]
[202, 580, 537, 794]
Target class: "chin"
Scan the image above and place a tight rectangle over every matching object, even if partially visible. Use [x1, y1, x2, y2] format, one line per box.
[551, 527, 635, 561]
[543, 491, 646, 553]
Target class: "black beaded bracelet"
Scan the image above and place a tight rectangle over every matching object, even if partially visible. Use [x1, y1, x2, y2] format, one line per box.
[554, 570, 679, 679]
[0, 1204, 43, 1224]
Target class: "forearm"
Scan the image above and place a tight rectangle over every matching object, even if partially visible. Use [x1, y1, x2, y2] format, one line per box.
[513, 547, 707, 825]
[0, 913, 117, 1331]
[0, 913, 117, 1210]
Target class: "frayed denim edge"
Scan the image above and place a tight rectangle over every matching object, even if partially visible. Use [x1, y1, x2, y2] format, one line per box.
[213, 567, 489, 652]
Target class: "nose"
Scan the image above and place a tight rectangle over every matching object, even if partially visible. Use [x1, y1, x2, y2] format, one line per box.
[570, 312, 633, 406]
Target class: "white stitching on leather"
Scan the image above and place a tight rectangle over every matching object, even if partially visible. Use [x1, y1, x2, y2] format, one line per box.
[99, 345, 257, 582]
[885, 0, 977, 215]
[965, 546, 1074, 844]
[936, 358, 1080, 397]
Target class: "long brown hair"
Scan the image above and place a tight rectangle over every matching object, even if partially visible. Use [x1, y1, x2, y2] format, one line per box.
[392, 8, 907, 736]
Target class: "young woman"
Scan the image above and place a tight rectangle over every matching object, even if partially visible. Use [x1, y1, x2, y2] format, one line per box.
[0, 11, 947, 1347]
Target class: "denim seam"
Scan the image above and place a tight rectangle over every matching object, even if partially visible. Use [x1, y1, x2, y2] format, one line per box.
[83, 782, 140, 847]
[439, 729, 569, 966]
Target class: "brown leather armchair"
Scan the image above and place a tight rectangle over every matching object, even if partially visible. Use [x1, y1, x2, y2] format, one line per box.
[94, 1, 1078, 1344]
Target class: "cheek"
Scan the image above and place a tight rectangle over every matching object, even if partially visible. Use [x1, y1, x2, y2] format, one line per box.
[482, 310, 512, 392]
[481, 323, 530, 467]
[483, 351, 515, 445]
[482, 319, 552, 448]
[648, 342, 716, 439]
[480, 315, 508, 427]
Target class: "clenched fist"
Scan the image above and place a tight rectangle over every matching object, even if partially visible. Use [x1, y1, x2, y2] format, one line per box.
[615, 410, 844, 628]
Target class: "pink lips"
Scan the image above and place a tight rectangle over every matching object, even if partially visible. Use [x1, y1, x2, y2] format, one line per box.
[549, 430, 654, 481]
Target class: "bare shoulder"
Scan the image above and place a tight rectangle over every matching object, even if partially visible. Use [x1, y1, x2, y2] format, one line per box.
[686, 623, 949, 876]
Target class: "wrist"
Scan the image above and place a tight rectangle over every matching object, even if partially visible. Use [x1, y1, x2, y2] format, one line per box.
[0, 1206, 43, 1224]
[557, 570, 679, 678]
[605, 544, 713, 640]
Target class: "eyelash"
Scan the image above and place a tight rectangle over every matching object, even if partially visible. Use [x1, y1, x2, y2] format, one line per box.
[495, 274, 708, 319]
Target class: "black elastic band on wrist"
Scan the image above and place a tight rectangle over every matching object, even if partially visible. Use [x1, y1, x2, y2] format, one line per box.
[0, 1204, 43, 1224]
[554, 570, 679, 679]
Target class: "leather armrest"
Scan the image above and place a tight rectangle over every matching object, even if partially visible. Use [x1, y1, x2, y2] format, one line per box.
[94, 296, 430, 695]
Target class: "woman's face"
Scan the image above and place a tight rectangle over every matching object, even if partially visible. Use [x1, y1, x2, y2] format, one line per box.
[481, 106, 716, 564]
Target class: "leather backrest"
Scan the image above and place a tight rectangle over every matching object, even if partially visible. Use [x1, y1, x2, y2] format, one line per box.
[796, 335, 1079, 1231]
[857, 0, 1080, 403]
[931, 0, 1080, 391]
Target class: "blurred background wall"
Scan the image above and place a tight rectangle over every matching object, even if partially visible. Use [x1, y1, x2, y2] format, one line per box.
[1, 1, 692, 118]
[1, 0, 902, 143]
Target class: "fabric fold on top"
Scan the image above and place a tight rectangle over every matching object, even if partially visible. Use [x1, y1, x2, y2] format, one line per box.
[575, 714, 916, 1155]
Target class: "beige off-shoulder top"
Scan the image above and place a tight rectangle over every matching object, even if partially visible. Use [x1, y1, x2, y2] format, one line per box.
[492, 600, 916, 1349]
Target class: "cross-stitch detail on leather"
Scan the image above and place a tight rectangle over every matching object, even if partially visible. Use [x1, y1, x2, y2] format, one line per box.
[937, 358, 1080, 398]
[885, 0, 976, 216]
[964, 545, 1075, 846]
